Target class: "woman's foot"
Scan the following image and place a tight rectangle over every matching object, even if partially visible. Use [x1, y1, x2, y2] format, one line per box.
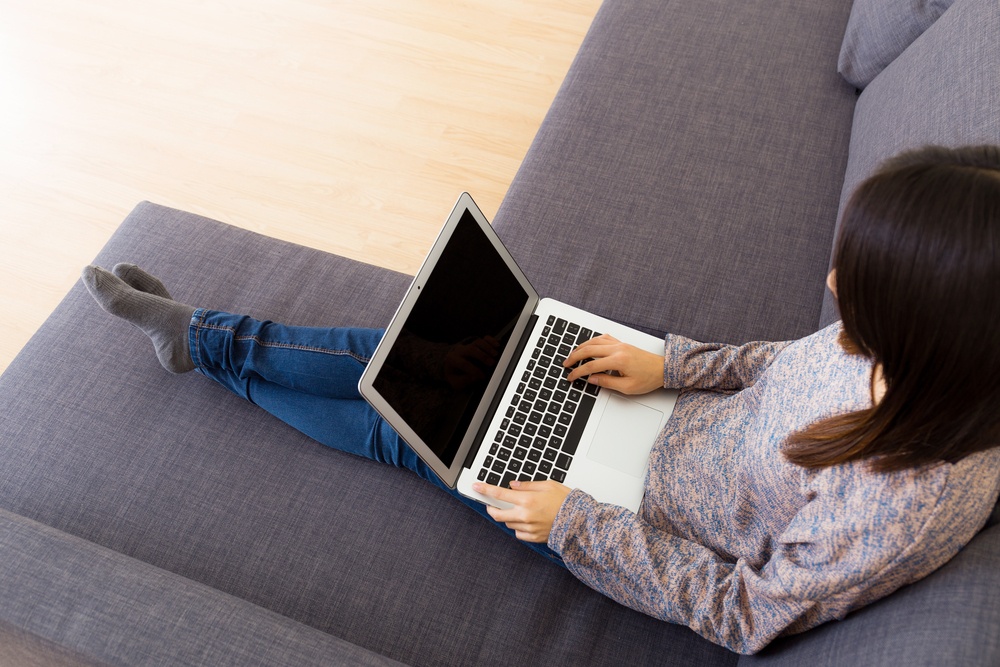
[112, 263, 173, 300]
[82, 265, 196, 374]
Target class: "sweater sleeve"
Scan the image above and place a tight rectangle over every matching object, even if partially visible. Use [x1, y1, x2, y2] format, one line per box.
[548, 458, 989, 655]
[662, 335, 793, 391]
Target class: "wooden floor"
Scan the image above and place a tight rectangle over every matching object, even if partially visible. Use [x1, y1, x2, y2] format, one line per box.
[0, 0, 601, 374]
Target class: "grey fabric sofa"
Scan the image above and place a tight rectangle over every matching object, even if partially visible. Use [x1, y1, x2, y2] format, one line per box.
[2, 0, 998, 664]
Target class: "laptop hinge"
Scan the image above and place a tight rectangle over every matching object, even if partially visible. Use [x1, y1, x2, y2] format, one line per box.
[464, 313, 539, 470]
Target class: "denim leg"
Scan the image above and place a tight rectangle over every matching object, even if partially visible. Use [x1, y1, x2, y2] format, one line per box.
[187, 309, 564, 565]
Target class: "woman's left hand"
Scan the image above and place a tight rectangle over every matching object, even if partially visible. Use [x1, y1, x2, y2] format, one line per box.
[473, 480, 572, 543]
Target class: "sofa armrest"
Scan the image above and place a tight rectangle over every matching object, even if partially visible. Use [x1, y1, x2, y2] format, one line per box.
[0, 508, 405, 667]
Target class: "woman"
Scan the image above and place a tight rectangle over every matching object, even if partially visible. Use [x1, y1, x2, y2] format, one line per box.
[83, 144, 1000, 654]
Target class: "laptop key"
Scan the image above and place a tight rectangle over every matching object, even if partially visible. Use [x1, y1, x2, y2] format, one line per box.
[501, 473, 517, 489]
[551, 469, 567, 484]
[487, 473, 501, 486]
[556, 453, 573, 470]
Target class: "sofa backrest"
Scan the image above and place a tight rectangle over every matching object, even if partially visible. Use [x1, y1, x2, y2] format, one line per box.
[495, 0, 858, 346]
[820, 0, 1000, 326]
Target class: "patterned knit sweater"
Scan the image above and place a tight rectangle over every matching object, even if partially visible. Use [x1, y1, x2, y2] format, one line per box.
[548, 322, 1000, 654]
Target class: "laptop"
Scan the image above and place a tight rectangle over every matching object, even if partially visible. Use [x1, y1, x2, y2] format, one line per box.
[358, 193, 678, 512]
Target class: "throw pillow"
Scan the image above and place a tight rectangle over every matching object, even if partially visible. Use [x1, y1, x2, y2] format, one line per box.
[837, 0, 956, 89]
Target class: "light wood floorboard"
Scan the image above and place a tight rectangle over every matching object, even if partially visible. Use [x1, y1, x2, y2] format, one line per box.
[0, 0, 601, 373]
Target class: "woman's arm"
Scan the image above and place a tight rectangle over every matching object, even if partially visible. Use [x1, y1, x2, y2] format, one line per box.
[547, 460, 976, 655]
[660, 335, 793, 391]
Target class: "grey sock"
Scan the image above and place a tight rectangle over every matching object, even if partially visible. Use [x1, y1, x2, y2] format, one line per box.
[82, 265, 196, 374]
[112, 263, 173, 300]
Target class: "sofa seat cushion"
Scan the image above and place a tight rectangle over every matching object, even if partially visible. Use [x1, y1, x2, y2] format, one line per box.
[494, 0, 857, 346]
[0, 202, 735, 666]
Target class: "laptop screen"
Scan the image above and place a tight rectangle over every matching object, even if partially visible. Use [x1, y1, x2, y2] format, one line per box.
[372, 209, 529, 468]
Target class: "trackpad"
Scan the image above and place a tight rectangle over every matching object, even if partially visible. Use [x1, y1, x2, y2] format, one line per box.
[586, 394, 663, 478]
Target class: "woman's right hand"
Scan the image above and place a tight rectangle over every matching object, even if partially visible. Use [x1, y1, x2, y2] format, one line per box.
[563, 334, 664, 395]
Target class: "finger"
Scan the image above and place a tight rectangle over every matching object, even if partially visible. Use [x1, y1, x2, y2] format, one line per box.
[508, 479, 559, 493]
[563, 335, 615, 366]
[473, 482, 516, 504]
[487, 505, 525, 524]
[513, 530, 545, 543]
[566, 355, 620, 382]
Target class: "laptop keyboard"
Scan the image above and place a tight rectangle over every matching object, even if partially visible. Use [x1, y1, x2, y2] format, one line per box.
[476, 315, 600, 488]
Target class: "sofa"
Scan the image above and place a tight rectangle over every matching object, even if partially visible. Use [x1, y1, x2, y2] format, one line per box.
[2, 0, 998, 664]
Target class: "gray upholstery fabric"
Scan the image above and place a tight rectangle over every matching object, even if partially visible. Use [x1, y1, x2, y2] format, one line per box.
[837, 0, 956, 89]
[494, 0, 857, 346]
[819, 0, 1000, 327]
[0, 620, 111, 667]
[0, 202, 735, 666]
[0, 509, 404, 667]
[740, 518, 1000, 667]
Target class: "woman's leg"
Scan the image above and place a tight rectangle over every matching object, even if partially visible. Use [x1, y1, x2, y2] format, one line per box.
[83, 265, 563, 564]
[188, 308, 400, 462]
[189, 309, 564, 563]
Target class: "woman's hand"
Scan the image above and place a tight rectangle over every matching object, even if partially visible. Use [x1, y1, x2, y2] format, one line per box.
[473, 480, 572, 543]
[563, 334, 664, 395]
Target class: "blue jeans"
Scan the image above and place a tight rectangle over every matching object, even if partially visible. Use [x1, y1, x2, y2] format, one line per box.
[188, 308, 564, 564]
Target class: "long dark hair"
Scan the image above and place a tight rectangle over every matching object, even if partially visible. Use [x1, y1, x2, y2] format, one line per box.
[784, 145, 1000, 472]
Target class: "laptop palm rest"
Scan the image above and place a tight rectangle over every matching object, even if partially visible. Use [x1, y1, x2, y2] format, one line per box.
[586, 394, 664, 478]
